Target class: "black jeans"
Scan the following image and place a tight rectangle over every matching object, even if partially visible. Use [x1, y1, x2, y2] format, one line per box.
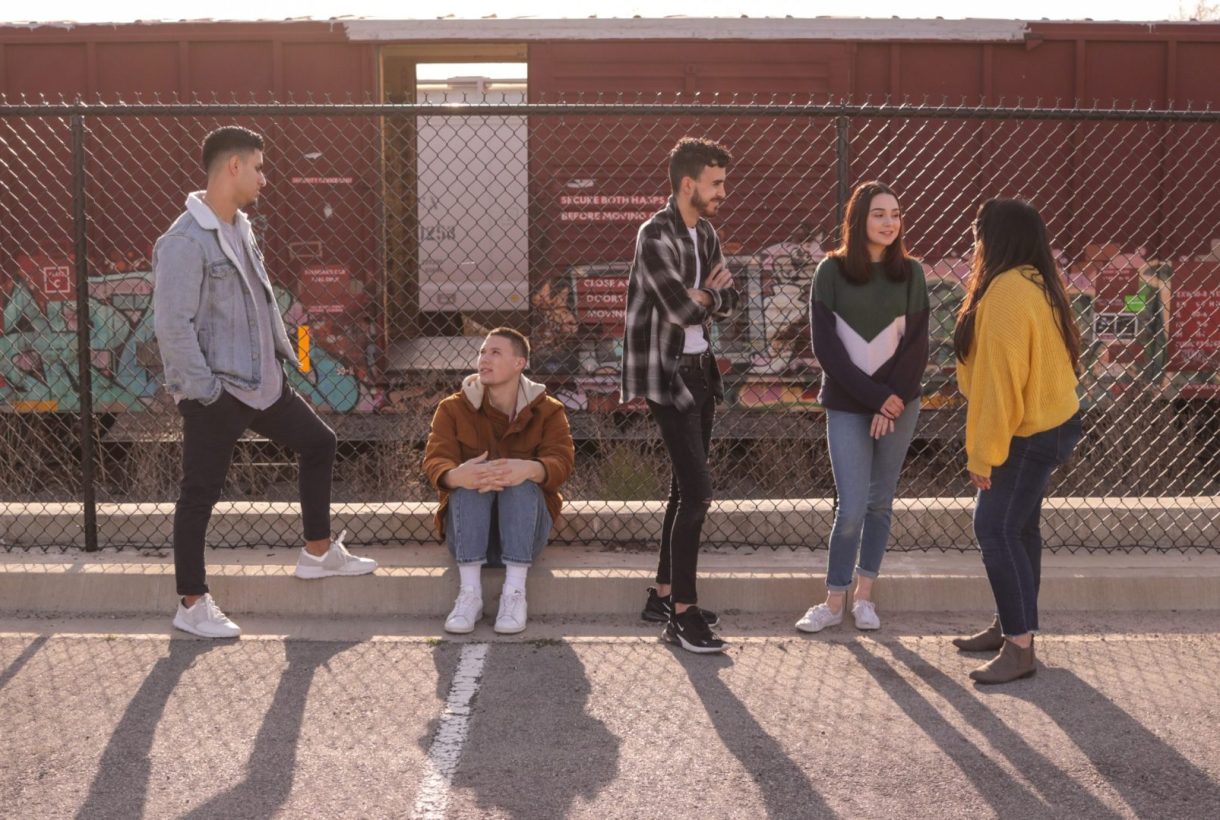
[647, 358, 716, 606]
[173, 382, 337, 595]
[973, 411, 1083, 636]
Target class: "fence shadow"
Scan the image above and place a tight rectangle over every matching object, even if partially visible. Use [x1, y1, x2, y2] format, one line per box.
[75, 639, 223, 820]
[446, 641, 620, 818]
[177, 640, 358, 820]
[675, 650, 836, 820]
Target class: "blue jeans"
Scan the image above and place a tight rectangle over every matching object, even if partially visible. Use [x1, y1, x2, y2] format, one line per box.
[973, 412, 1083, 636]
[824, 400, 919, 590]
[445, 482, 552, 565]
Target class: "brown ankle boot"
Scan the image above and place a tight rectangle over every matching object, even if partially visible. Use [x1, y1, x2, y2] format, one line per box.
[952, 617, 1004, 653]
[969, 637, 1036, 684]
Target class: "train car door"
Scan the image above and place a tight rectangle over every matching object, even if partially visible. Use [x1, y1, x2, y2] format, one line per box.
[380, 46, 528, 373]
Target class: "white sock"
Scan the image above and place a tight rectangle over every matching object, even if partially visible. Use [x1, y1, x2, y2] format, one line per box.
[503, 562, 529, 595]
[458, 563, 482, 593]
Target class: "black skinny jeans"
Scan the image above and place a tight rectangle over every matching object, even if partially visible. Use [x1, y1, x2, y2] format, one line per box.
[173, 382, 337, 595]
[647, 358, 716, 606]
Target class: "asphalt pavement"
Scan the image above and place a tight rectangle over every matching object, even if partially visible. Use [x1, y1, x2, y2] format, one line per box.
[2, 611, 1219, 819]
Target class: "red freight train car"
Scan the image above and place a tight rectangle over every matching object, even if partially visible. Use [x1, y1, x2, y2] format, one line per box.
[1, 18, 1218, 424]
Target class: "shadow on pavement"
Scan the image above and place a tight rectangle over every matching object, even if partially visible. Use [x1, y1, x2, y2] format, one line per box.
[1013, 666, 1220, 816]
[880, 639, 1122, 818]
[676, 650, 836, 820]
[76, 639, 224, 820]
[179, 640, 359, 820]
[446, 641, 620, 818]
[845, 641, 1055, 816]
[0, 635, 48, 691]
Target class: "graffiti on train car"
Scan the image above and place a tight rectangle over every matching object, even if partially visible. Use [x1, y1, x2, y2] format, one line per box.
[4, 239, 1218, 416]
[0, 257, 367, 413]
[532, 235, 1220, 413]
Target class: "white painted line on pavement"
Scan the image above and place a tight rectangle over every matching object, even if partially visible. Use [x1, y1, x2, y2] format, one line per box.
[411, 642, 490, 820]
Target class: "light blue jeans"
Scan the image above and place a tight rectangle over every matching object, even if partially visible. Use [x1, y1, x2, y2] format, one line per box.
[823, 400, 919, 590]
[445, 482, 552, 565]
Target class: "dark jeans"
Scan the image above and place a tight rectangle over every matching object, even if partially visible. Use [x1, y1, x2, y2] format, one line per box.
[973, 411, 1083, 636]
[173, 382, 337, 596]
[647, 358, 716, 606]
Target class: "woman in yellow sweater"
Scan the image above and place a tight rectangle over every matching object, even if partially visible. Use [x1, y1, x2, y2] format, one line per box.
[952, 198, 1082, 685]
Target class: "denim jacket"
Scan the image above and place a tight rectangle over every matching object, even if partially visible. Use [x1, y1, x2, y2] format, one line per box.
[152, 192, 297, 404]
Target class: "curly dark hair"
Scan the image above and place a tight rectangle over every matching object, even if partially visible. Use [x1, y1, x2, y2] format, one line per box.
[668, 137, 732, 194]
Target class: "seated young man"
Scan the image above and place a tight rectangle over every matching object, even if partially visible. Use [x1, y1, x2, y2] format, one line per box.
[422, 328, 575, 634]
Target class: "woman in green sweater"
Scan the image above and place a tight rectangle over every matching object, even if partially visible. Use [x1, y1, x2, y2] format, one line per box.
[952, 198, 1082, 684]
[797, 181, 929, 634]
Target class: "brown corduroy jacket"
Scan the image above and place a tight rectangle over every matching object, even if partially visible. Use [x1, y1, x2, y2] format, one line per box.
[422, 373, 575, 538]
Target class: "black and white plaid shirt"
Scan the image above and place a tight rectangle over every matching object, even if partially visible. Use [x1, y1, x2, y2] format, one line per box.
[620, 197, 742, 411]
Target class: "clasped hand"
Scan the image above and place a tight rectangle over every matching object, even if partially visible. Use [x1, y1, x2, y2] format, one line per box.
[870, 394, 905, 439]
[445, 452, 540, 493]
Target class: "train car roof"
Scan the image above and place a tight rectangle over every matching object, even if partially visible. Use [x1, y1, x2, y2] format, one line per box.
[2, 17, 1218, 43]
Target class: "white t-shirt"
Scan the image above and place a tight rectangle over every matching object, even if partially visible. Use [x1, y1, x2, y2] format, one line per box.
[683, 227, 709, 354]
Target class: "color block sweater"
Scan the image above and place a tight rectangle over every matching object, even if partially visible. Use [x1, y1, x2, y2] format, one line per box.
[809, 257, 930, 414]
[956, 266, 1080, 478]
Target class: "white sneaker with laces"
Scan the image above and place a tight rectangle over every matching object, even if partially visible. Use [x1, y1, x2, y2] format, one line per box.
[172, 593, 241, 639]
[294, 529, 377, 579]
[852, 599, 881, 631]
[494, 588, 528, 635]
[795, 602, 844, 634]
[444, 587, 484, 634]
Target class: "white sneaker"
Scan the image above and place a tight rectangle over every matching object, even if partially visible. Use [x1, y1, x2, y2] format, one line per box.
[172, 593, 241, 639]
[852, 599, 881, 631]
[494, 588, 528, 635]
[795, 602, 844, 634]
[444, 587, 484, 634]
[294, 530, 377, 579]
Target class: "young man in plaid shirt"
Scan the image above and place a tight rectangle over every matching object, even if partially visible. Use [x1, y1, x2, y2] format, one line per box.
[621, 137, 741, 653]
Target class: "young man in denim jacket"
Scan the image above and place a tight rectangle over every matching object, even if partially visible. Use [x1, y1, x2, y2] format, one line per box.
[153, 126, 376, 639]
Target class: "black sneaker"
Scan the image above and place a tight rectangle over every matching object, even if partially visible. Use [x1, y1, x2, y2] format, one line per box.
[641, 587, 720, 628]
[662, 606, 727, 654]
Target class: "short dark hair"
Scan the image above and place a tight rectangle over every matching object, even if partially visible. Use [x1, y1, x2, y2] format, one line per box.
[488, 327, 530, 360]
[201, 126, 264, 174]
[668, 137, 731, 194]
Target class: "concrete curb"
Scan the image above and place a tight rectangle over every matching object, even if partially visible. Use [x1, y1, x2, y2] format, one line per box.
[2, 546, 1218, 619]
[3, 497, 1217, 548]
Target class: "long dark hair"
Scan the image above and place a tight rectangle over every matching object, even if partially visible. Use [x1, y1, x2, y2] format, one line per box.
[828, 180, 912, 285]
[952, 198, 1081, 370]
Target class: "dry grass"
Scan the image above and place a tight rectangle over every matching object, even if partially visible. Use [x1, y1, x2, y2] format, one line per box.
[2, 398, 1215, 504]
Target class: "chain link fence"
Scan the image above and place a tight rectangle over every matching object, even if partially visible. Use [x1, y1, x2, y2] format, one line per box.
[1, 97, 1217, 552]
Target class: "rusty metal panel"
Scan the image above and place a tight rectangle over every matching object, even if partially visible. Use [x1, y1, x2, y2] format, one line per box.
[4, 42, 87, 98]
[990, 40, 1076, 105]
[1175, 42, 1220, 106]
[530, 41, 853, 99]
[891, 44, 984, 101]
[1085, 41, 1167, 105]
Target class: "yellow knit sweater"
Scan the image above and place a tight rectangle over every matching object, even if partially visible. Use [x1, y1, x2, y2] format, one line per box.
[956, 266, 1080, 477]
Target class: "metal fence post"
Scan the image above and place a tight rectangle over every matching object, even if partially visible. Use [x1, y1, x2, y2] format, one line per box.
[834, 114, 851, 233]
[72, 112, 99, 552]
[830, 112, 850, 521]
